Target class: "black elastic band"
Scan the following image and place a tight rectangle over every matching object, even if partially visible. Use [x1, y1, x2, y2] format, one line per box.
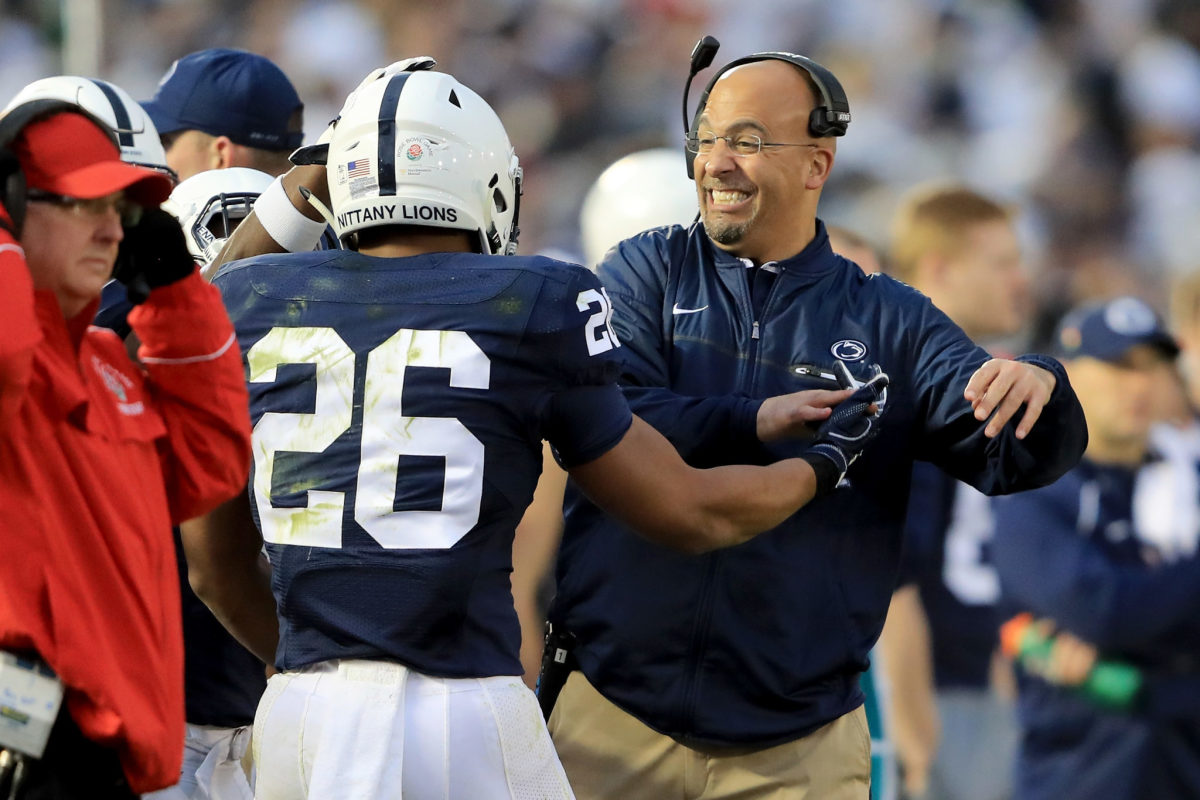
[376, 73, 412, 197]
[89, 79, 135, 148]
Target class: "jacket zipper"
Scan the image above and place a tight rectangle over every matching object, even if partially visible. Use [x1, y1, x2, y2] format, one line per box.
[678, 261, 782, 733]
[747, 262, 784, 394]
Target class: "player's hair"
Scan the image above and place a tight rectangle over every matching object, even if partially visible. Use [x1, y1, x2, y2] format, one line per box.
[887, 184, 1013, 283]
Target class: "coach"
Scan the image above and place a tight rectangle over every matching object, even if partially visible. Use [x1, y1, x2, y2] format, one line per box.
[546, 52, 1088, 798]
[0, 104, 250, 798]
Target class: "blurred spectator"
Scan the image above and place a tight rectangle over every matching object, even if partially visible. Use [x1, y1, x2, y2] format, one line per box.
[993, 296, 1200, 800]
[879, 185, 1031, 800]
[142, 48, 304, 181]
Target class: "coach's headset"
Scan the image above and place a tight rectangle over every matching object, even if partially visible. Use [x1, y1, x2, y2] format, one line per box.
[681, 36, 852, 179]
[0, 99, 121, 237]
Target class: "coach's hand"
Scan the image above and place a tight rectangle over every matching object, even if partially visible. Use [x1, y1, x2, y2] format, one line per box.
[964, 359, 1056, 440]
[112, 207, 196, 304]
[757, 388, 852, 442]
[801, 372, 889, 495]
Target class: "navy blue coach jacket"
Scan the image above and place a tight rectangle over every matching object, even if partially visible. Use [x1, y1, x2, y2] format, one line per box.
[555, 220, 1087, 746]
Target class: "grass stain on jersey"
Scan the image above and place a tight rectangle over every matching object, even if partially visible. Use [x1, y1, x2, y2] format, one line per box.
[281, 502, 342, 544]
[365, 304, 391, 320]
[495, 295, 524, 316]
[283, 300, 307, 323]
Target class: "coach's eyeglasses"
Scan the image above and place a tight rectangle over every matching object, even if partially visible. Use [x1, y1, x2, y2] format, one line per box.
[26, 189, 143, 227]
[685, 131, 819, 157]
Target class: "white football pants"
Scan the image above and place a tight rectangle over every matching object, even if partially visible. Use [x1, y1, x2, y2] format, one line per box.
[252, 659, 574, 800]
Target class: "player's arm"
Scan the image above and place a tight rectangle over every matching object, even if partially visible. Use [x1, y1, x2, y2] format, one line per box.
[567, 374, 885, 553]
[512, 442, 567, 689]
[211, 162, 329, 269]
[568, 415, 816, 552]
[179, 487, 279, 666]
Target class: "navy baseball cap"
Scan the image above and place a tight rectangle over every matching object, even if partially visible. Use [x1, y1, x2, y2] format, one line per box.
[1056, 296, 1179, 363]
[142, 49, 303, 151]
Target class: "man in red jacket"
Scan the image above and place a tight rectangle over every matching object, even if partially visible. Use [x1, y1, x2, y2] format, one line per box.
[0, 104, 251, 798]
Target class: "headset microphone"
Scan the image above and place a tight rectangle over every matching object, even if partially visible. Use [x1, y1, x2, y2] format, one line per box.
[682, 36, 720, 135]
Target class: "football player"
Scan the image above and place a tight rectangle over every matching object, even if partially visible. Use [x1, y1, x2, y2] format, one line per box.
[185, 62, 888, 800]
[3, 75, 175, 181]
[163, 167, 275, 279]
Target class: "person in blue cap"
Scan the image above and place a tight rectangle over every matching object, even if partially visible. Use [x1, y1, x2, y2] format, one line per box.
[992, 295, 1200, 800]
[143, 48, 304, 182]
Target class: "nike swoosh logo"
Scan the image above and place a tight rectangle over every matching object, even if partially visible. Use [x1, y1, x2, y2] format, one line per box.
[672, 304, 709, 315]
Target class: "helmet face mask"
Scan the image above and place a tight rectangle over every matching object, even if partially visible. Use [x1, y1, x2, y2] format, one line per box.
[325, 70, 521, 255]
[161, 167, 274, 274]
[4, 76, 173, 181]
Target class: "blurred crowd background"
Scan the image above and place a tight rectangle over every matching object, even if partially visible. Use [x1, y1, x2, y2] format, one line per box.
[3, 0, 1200, 349]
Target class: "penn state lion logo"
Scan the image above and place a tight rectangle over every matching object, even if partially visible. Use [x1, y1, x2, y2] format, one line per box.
[831, 339, 867, 362]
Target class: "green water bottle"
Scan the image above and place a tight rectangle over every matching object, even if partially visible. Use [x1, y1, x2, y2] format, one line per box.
[1000, 613, 1143, 711]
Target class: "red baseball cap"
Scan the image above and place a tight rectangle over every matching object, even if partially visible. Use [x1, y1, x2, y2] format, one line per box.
[13, 111, 172, 205]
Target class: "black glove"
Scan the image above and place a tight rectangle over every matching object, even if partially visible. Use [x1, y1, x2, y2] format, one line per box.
[0, 147, 24, 238]
[112, 207, 196, 304]
[801, 371, 890, 495]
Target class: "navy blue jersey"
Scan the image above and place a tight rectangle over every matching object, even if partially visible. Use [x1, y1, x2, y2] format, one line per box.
[994, 458, 1200, 800]
[901, 463, 1002, 689]
[214, 250, 631, 678]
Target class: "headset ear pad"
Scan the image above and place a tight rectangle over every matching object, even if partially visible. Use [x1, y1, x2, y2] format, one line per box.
[794, 55, 851, 138]
[0, 147, 25, 237]
[0, 99, 119, 237]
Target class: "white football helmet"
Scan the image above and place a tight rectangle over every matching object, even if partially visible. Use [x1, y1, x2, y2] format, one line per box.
[324, 69, 522, 254]
[3, 76, 173, 180]
[162, 167, 274, 276]
[580, 148, 698, 269]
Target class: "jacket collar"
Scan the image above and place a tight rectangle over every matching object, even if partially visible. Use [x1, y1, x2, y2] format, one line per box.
[34, 291, 102, 352]
[702, 219, 839, 278]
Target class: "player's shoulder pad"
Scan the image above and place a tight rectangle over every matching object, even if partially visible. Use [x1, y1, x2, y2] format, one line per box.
[498, 252, 597, 286]
[210, 249, 348, 284]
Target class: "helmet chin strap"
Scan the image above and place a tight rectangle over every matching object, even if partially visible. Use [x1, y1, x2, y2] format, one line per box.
[503, 166, 523, 256]
[297, 185, 336, 228]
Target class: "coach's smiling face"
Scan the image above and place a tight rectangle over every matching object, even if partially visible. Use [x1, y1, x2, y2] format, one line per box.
[694, 60, 834, 267]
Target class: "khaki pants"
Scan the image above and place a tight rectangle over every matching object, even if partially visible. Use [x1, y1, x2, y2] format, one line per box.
[549, 672, 871, 800]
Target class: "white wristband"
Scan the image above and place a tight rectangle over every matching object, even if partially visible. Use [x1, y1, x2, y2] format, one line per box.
[255, 176, 328, 253]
